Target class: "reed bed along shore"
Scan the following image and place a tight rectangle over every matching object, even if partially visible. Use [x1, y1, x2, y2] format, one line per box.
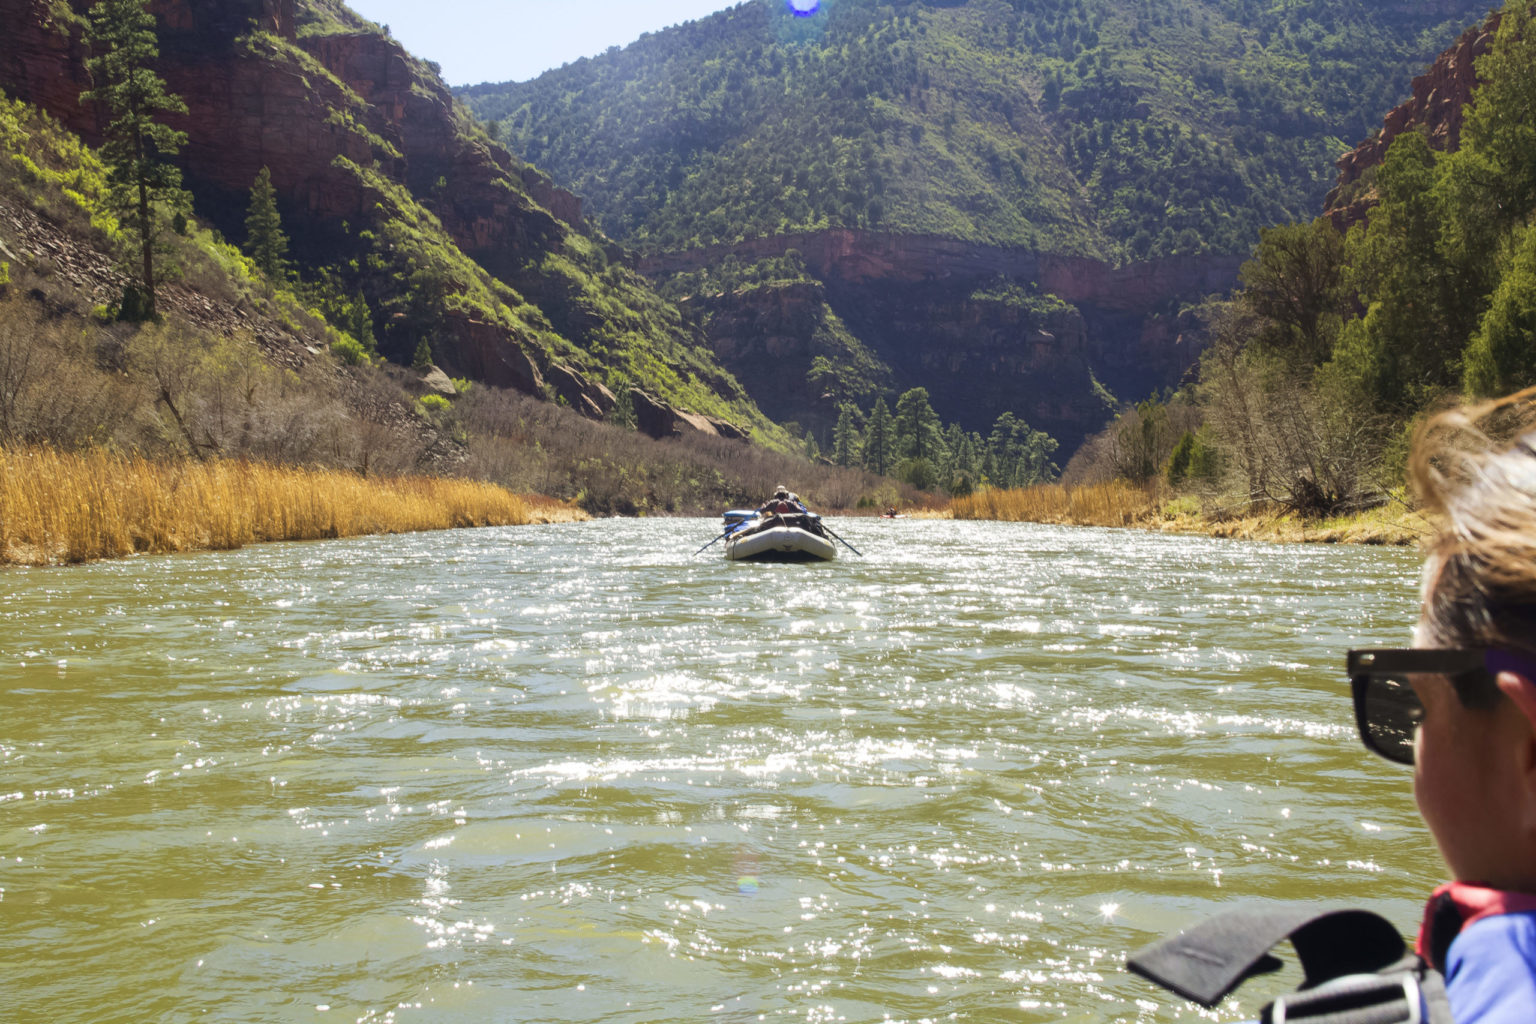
[950, 481, 1157, 527]
[949, 482, 1430, 546]
[0, 447, 584, 567]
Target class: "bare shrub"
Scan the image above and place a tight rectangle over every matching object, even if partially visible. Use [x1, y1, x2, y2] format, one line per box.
[0, 292, 140, 447]
[1062, 396, 1202, 488]
[1197, 319, 1387, 516]
[457, 385, 893, 514]
[0, 275, 916, 516]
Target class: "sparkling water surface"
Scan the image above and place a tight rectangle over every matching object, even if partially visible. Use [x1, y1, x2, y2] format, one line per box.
[1, 518, 1434, 1023]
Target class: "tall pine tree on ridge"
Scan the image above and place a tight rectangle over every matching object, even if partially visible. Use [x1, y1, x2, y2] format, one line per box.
[82, 0, 189, 321]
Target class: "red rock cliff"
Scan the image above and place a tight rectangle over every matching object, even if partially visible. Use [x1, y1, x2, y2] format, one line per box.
[0, 0, 584, 269]
[640, 228, 1240, 313]
[1324, 11, 1499, 228]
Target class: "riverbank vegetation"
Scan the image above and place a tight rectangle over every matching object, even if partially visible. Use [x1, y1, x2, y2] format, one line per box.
[0, 446, 579, 567]
[957, 4, 1536, 545]
[950, 480, 1152, 527]
[949, 481, 1429, 545]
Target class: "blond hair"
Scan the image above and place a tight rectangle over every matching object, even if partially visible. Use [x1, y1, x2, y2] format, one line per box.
[1410, 385, 1536, 661]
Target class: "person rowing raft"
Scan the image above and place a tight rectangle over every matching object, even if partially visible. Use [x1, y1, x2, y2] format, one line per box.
[756, 486, 806, 516]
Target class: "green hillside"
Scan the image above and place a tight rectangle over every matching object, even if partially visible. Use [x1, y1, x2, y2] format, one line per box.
[1064, 3, 1536, 523]
[461, 0, 1485, 261]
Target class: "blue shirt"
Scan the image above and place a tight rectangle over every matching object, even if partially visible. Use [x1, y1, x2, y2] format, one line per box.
[1445, 911, 1536, 1024]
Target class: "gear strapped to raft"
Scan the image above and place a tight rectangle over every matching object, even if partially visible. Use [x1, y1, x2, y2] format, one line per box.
[1127, 905, 1455, 1024]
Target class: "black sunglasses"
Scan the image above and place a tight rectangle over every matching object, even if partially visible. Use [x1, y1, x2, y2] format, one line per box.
[1347, 648, 1536, 764]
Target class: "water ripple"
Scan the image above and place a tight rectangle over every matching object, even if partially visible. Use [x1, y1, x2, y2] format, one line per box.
[0, 518, 1431, 1023]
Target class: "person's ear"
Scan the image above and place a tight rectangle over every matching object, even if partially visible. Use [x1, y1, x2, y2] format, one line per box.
[1496, 672, 1536, 796]
[1498, 671, 1536, 732]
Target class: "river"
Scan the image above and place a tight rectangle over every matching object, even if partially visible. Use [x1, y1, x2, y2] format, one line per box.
[1, 517, 1436, 1023]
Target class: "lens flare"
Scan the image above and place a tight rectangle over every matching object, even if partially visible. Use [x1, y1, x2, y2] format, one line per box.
[786, 0, 821, 16]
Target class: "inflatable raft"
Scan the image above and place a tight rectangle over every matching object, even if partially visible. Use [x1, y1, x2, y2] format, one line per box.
[721, 509, 837, 562]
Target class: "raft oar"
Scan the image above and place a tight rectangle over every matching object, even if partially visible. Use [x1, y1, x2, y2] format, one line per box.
[693, 529, 731, 556]
[820, 521, 863, 557]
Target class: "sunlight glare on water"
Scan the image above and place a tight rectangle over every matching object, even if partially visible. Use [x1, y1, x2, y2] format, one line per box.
[0, 518, 1435, 1022]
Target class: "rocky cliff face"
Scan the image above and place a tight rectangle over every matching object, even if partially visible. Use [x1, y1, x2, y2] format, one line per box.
[683, 281, 865, 431]
[678, 277, 884, 436]
[650, 230, 1235, 448]
[640, 229, 1240, 313]
[823, 277, 1107, 450]
[1325, 11, 1499, 228]
[296, 27, 581, 259]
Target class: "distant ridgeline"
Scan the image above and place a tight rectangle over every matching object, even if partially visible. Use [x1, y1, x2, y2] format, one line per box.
[460, 0, 1488, 451]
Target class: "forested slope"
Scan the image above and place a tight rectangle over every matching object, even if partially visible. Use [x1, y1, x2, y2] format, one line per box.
[462, 0, 1486, 262]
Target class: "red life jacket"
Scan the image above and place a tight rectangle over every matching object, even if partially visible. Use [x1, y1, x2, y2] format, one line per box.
[1418, 880, 1536, 970]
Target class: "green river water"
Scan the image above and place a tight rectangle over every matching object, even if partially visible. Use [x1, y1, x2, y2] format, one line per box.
[1, 518, 1438, 1023]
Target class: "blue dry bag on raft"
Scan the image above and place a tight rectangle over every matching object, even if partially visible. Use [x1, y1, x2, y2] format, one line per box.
[1127, 905, 1454, 1024]
[722, 510, 757, 534]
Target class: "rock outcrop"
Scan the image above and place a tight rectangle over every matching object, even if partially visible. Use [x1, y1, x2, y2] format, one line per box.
[1324, 12, 1499, 228]
[426, 312, 543, 395]
[546, 363, 616, 420]
[412, 366, 459, 398]
[628, 388, 747, 442]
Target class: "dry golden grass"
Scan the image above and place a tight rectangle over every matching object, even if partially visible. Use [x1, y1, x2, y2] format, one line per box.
[950, 482, 1430, 546]
[950, 481, 1159, 527]
[1156, 504, 1429, 546]
[0, 446, 583, 566]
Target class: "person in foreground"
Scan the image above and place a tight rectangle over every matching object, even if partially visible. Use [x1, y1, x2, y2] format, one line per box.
[1350, 386, 1536, 1023]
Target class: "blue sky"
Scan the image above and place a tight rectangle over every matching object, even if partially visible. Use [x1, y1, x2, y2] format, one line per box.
[345, 0, 752, 86]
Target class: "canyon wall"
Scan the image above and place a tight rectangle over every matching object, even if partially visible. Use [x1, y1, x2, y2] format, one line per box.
[649, 230, 1237, 449]
[1325, 11, 1499, 228]
[0, 0, 1243, 455]
[639, 229, 1240, 312]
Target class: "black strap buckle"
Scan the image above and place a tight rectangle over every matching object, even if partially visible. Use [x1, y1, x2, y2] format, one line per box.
[1264, 971, 1423, 1024]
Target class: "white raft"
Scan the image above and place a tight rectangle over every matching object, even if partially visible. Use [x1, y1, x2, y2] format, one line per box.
[721, 510, 837, 562]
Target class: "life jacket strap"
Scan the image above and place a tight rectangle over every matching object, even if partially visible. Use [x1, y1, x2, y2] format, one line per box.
[1128, 906, 1408, 1008]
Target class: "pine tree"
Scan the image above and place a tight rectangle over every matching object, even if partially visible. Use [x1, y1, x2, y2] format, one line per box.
[245, 167, 289, 282]
[832, 402, 861, 467]
[1464, 224, 1536, 398]
[894, 387, 943, 463]
[862, 397, 894, 476]
[347, 289, 376, 354]
[413, 338, 435, 369]
[82, 0, 189, 321]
